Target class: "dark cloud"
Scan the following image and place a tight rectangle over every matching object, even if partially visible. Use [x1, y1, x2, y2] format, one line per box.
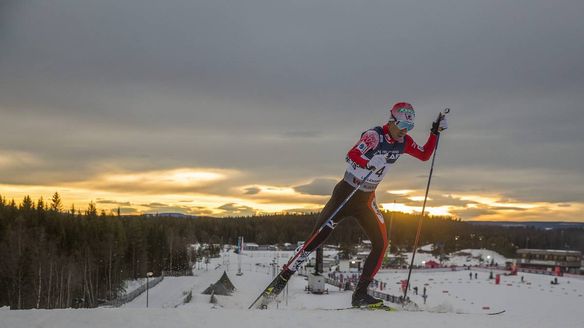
[493, 206, 529, 212]
[96, 199, 131, 206]
[294, 178, 337, 196]
[1, 1, 583, 219]
[244, 187, 261, 195]
[217, 203, 252, 211]
[430, 194, 479, 207]
[379, 193, 480, 208]
[450, 207, 498, 220]
[140, 202, 199, 215]
[119, 207, 139, 214]
[188, 207, 215, 216]
[141, 202, 169, 208]
[217, 203, 257, 216]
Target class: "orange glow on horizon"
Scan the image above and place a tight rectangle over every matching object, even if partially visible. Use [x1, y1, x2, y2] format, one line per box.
[0, 178, 582, 221]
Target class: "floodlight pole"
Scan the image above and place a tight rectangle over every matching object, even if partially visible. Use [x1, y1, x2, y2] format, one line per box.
[146, 272, 153, 308]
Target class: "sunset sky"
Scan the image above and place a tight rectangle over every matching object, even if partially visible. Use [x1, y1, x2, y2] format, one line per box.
[1, 1, 583, 221]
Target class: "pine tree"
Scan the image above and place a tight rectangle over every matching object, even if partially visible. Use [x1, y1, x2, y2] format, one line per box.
[20, 195, 33, 212]
[50, 192, 63, 213]
[86, 202, 97, 218]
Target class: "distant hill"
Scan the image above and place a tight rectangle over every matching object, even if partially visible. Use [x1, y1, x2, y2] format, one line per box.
[468, 221, 584, 230]
[142, 212, 198, 219]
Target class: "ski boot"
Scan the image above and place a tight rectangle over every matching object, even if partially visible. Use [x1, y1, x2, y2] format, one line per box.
[351, 279, 384, 308]
[258, 267, 294, 309]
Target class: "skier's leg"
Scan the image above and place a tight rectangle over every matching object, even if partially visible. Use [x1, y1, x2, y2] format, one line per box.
[351, 193, 388, 307]
[356, 193, 388, 280]
[286, 181, 353, 273]
[260, 181, 355, 306]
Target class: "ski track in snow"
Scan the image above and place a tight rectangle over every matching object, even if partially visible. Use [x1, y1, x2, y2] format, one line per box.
[1, 250, 583, 328]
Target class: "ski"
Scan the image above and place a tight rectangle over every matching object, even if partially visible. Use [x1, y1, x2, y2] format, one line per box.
[404, 306, 507, 316]
[248, 271, 289, 309]
[445, 309, 507, 316]
[486, 310, 507, 315]
[328, 304, 398, 312]
[328, 306, 504, 315]
[403, 308, 507, 316]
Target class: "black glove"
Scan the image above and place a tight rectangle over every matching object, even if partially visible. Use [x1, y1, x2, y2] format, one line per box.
[431, 115, 448, 135]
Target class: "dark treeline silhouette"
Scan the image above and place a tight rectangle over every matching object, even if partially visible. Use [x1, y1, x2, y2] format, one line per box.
[0, 194, 193, 309]
[1, 193, 582, 309]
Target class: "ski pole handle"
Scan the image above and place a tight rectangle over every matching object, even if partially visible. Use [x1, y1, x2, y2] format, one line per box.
[432, 108, 450, 135]
[437, 108, 450, 121]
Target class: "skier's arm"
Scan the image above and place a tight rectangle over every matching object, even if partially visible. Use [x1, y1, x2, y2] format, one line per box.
[404, 133, 437, 161]
[346, 130, 379, 168]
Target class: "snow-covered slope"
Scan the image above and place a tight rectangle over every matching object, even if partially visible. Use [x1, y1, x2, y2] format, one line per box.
[1, 250, 583, 328]
[408, 246, 507, 267]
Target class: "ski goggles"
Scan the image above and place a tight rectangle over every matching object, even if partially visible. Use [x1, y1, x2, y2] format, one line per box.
[395, 120, 414, 131]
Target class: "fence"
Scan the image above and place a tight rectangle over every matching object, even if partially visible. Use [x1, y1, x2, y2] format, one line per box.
[102, 276, 164, 307]
[369, 289, 410, 305]
[322, 276, 407, 305]
[163, 270, 194, 277]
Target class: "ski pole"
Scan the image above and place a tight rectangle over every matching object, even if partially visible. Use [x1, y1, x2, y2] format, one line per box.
[402, 108, 450, 303]
[249, 169, 375, 309]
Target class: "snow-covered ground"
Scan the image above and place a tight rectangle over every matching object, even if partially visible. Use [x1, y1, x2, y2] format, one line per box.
[406, 245, 507, 267]
[122, 278, 147, 295]
[1, 249, 583, 328]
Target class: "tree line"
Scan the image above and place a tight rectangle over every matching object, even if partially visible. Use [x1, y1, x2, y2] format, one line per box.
[0, 194, 192, 309]
[1, 193, 582, 309]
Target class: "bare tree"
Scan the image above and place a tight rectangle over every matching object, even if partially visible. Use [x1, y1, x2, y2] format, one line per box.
[36, 263, 42, 309]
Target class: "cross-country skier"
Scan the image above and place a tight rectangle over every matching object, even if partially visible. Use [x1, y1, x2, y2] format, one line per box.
[266, 102, 448, 308]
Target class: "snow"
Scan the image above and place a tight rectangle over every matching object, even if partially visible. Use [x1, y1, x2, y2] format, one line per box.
[401, 248, 507, 267]
[1, 249, 583, 328]
[122, 277, 200, 309]
[419, 243, 434, 252]
[122, 278, 147, 295]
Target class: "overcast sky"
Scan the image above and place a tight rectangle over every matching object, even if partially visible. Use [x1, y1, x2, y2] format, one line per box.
[1, 0, 583, 220]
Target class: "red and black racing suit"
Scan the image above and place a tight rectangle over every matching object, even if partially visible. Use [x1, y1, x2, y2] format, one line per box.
[287, 123, 437, 283]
